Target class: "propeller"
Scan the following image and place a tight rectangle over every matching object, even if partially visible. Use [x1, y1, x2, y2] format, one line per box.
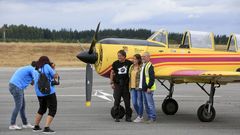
[88, 22, 100, 54]
[85, 63, 93, 107]
[77, 22, 100, 107]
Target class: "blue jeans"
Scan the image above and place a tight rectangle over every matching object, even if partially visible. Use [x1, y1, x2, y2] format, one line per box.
[131, 89, 144, 117]
[143, 91, 156, 120]
[9, 83, 28, 125]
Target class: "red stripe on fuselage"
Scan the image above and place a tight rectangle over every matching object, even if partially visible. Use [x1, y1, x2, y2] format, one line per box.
[99, 54, 240, 77]
[151, 57, 240, 64]
[151, 54, 240, 56]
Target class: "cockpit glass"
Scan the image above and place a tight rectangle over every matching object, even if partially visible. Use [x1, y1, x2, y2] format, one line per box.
[235, 34, 240, 49]
[149, 31, 167, 44]
[190, 31, 212, 49]
[228, 36, 236, 52]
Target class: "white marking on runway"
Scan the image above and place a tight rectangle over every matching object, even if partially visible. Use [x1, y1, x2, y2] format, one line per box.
[94, 90, 113, 102]
[0, 67, 86, 71]
[0, 90, 222, 103]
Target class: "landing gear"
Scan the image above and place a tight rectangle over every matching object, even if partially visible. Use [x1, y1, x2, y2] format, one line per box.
[162, 97, 179, 115]
[196, 83, 219, 122]
[158, 79, 220, 122]
[158, 80, 179, 115]
[197, 104, 216, 122]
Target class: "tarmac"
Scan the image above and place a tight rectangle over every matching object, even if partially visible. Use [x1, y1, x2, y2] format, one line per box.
[0, 68, 239, 135]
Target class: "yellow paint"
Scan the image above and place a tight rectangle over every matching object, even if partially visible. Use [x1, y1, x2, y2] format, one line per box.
[92, 30, 240, 84]
[85, 101, 91, 107]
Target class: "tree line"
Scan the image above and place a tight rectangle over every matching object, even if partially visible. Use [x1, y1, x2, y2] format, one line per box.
[0, 24, 228, 44]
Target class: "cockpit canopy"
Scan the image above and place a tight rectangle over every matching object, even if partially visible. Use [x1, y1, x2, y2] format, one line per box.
[148, 30, 215, 49]
[236, 34, 240, 48]
[148, 29, 168, 46]
[190, 31, 214, 49]
[180, 31, 214, 49]
[227, 34, 240, 52]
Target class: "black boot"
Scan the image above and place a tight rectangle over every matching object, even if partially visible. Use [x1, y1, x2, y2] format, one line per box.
[125, 117, 132, 122]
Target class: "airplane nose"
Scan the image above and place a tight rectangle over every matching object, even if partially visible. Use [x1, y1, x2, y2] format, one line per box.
[77, 51, 98, 64]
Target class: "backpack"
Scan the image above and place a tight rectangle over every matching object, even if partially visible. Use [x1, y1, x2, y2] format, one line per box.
[37, 67, 51, 94]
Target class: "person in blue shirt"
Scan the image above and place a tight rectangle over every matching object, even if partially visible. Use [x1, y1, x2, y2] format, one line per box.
[32, 56, 59, 134]
[9, 61, 37, 130]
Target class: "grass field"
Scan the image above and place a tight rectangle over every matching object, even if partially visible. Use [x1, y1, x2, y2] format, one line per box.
[0, 42, 89, 67]
[0, 42, 227, 67]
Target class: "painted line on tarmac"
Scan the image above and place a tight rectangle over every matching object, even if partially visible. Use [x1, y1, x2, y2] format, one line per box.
[0, 94, 222, 103]
[0, 67, 86, 71]
[94, 90, 113, 102]
[0, 88, 222, 103]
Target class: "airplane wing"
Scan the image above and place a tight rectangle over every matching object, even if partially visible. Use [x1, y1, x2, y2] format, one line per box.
[155, 66, 240, 84]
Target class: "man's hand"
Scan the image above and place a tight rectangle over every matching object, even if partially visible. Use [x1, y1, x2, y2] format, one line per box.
[147, 89, 152, 93]
[111, 83, 115, 90]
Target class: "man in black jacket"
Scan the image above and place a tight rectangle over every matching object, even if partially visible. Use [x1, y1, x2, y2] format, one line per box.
[110, 50, 133, 122]
[140, 52, 157, 123]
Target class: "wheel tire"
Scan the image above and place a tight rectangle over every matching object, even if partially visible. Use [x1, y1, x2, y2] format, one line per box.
[111, 105, 125, 119]
[162, 98, 179, 115]
[197, 104, 216, 122]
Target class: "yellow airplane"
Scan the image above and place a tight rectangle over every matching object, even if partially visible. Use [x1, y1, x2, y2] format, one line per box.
[77, 23, 240, 122]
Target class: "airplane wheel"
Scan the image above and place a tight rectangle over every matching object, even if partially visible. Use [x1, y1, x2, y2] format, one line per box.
[162, 98, 178, 115]
[197, 104, 216, 122]
[111, 105, 125, 119]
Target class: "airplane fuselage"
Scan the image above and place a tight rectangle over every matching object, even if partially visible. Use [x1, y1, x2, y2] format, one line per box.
[94, 38, 240, 81]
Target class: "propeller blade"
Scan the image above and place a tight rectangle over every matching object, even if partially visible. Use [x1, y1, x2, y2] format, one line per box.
[85, 63, 93, 107]
[88, 22, 100, 54]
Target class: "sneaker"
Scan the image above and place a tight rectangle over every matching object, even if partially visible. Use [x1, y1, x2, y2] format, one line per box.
[115, 118, 120, 122]
[9, 125, 22, 130]
[22, 123, 34, 129]
[32, 125, 42, 132]
[42, 127, 56, 134]
[133, 116, 144, 123]
[125, 118, 132, 122]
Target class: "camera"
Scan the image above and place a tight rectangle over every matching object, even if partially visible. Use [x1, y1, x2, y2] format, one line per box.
[51, 76, 60, 86]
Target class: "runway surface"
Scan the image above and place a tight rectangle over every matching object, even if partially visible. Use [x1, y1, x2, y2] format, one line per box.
[0, 68, 239, 135]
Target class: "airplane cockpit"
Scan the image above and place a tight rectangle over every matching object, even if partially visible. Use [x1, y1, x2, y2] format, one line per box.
[147, 29, 168, 46]
[227, 34, 240, 52]
[148, 29, 215, 50]
[180, 31, 214, 49]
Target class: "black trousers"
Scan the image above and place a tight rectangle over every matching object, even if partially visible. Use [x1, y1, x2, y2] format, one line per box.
[113, 83, 132, 119]
[37, 93, 57, 117]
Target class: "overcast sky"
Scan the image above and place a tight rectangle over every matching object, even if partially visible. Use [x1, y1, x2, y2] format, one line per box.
[0, 0, 239, 35]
